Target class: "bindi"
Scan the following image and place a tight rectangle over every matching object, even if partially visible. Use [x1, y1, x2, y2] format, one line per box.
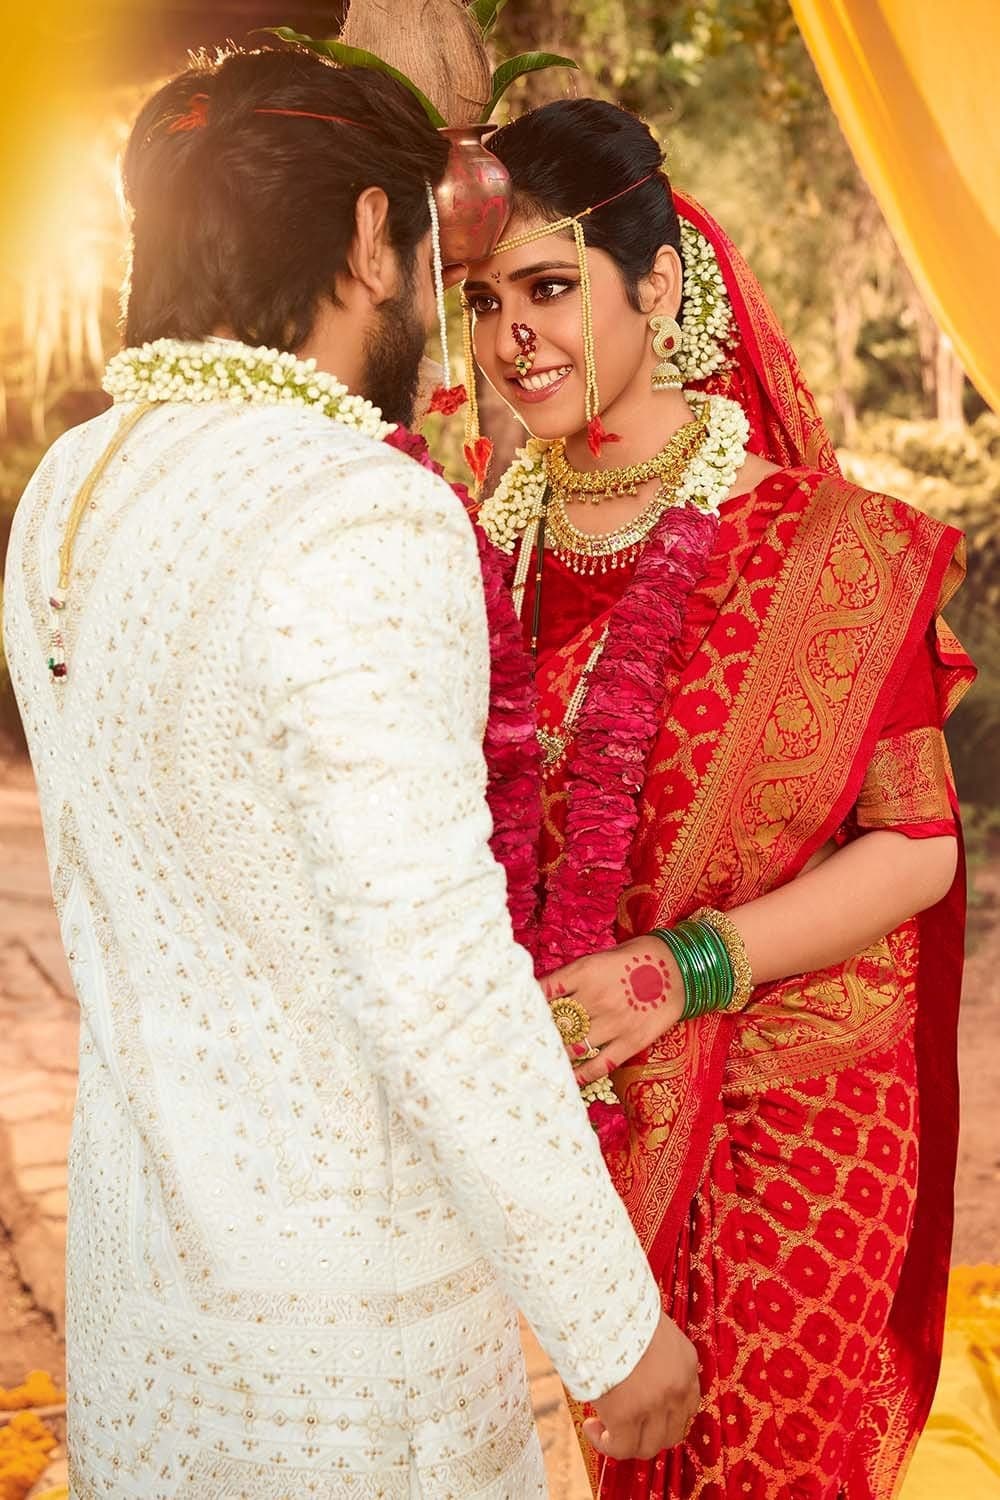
[620, 955, 672, 1011]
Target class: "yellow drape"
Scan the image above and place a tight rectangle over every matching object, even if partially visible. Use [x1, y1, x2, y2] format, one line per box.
[789, 0, 1000, 413]
[899, 1266, 1000, 1499]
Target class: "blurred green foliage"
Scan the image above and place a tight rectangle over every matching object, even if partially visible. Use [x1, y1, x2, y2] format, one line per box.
[840, 416, 1000, 808]
[1, 0, 996, 801]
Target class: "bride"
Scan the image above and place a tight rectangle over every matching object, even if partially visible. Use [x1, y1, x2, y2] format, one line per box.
[464, 96, 974, 1499]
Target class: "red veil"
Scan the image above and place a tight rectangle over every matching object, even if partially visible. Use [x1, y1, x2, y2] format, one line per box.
[673, 188, 840, 474]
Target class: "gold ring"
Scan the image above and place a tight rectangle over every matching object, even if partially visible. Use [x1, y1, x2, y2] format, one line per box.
[580, 1044, 601, 1062]
[549, 996, 592, 1048]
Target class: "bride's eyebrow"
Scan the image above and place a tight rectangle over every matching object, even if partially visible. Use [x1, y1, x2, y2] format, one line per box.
[464, 260, 579, 292]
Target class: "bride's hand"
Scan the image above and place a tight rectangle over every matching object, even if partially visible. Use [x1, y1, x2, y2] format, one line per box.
[541, 936, 685, 1088]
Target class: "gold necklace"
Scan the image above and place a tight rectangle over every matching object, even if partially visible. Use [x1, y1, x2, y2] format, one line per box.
[537, 626, 610, 774]
[543, 414, 706, 503]
[544, 416, 708, 576]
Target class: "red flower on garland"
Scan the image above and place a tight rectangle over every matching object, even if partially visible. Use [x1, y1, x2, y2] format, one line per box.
[427, 383, 468, 416]
[588, 1099, 630, 1153]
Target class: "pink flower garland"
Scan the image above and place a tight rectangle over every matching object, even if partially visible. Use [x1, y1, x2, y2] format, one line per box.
[383, 427, 541, 954]
[384, 427, 719, 1154]
[536, 505, 719, 1149]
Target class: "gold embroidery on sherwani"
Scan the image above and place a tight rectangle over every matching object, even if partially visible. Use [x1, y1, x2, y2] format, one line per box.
[7, 402, 665, 1499]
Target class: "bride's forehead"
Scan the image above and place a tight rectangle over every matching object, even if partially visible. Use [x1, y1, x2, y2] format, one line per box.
[468, 218, 576, 279]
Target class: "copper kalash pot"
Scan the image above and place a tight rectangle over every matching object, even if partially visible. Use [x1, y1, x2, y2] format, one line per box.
[340, 0, 512, 263]
[435, 124, 512, 264]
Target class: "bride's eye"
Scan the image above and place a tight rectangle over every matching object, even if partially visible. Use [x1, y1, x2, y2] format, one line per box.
[532, 278, 575, 303]
[466, 292, 501, 315]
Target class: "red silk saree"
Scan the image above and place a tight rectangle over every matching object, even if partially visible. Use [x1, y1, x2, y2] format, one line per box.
[524, 196, 975, 1498]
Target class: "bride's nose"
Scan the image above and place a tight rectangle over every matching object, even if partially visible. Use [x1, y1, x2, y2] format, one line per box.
[496, 320, 523, 367]
[498, 320, 537, 373]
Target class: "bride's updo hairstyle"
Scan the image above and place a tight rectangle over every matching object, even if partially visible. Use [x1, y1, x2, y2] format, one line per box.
[487, 98, 683, 314]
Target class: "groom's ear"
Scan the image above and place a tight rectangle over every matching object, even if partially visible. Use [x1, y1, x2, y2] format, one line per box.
[346, 186, 394, 303]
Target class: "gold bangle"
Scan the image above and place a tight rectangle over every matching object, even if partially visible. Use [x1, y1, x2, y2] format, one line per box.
[691, 907, 754, 1011]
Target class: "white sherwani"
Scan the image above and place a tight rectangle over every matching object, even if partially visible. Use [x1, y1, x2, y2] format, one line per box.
[4, 400, 661, 1500]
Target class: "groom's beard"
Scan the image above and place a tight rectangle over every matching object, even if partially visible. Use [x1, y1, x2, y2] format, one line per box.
[361, 288, 427, 428]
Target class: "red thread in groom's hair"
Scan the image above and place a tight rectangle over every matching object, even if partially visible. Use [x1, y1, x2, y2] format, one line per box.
[168, 93, 209, 133]
[254, 107, 378, 132]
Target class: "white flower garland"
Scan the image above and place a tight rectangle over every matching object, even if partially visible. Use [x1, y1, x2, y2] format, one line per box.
[478, 437, 550, 553]
[480, 394, 749, 553]
[103, 338, 392, 441]
[675, 221, 739, 382]
[675, 394, 750, 513]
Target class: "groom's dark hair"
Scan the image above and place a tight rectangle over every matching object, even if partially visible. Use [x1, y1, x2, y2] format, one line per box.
[121, 46, 449, 351]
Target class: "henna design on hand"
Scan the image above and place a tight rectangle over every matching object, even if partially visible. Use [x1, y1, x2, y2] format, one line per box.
[620, 953, 673, 1011]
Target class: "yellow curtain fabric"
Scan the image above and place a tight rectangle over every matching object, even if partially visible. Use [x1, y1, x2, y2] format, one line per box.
[789, 0, 1000, 413]
[899, 1266, 1000, 1499]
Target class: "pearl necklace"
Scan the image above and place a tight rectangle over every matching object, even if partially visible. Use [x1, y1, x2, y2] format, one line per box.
[483, 393, 750, 573]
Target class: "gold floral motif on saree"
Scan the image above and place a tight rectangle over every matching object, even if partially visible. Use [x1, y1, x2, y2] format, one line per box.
[725, 922, 919, 1091]
[640, 481, 943, 924]
[595, 473, 966, 1271]
[857, 725, 954, 828]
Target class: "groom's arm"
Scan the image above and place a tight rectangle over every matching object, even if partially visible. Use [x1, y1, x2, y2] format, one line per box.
[245, 450, 661, 1402]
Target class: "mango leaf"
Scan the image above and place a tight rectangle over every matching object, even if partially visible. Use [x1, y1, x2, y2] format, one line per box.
[266, 28, 446, 126]
[468, 0, 510, 39]
[483, 53, 579, 121]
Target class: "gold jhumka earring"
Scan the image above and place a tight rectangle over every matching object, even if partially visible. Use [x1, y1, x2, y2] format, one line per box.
[649, 314, 684, 391]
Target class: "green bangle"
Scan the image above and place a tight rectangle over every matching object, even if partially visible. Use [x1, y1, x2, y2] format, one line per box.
[651, 925, 710, 1020]
[692, 907, 755, 1010]
[687, 918, 736, 1010]
[652, 920, 735, 1020]
[675, 922, 722, 1016]
[673, 923, 717, 1016]
[650, 926, 697, 1019]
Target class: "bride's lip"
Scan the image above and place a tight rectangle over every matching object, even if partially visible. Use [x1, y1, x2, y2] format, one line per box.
[506, 366, 573, 404]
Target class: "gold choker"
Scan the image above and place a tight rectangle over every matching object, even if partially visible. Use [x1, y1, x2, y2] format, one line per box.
[543, 415, 708, 575]
[543, 415, 706, 503]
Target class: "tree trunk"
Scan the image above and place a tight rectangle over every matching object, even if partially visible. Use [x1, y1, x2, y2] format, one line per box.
[935, 331, 966, 429]
[340, 0, 491, 123]
[831, 278, 861, 446]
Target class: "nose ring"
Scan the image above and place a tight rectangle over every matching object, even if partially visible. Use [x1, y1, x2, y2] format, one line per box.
[512, 322, 538, 377]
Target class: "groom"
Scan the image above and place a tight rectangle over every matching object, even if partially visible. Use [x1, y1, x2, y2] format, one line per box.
[4, 45, 698, 1499]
